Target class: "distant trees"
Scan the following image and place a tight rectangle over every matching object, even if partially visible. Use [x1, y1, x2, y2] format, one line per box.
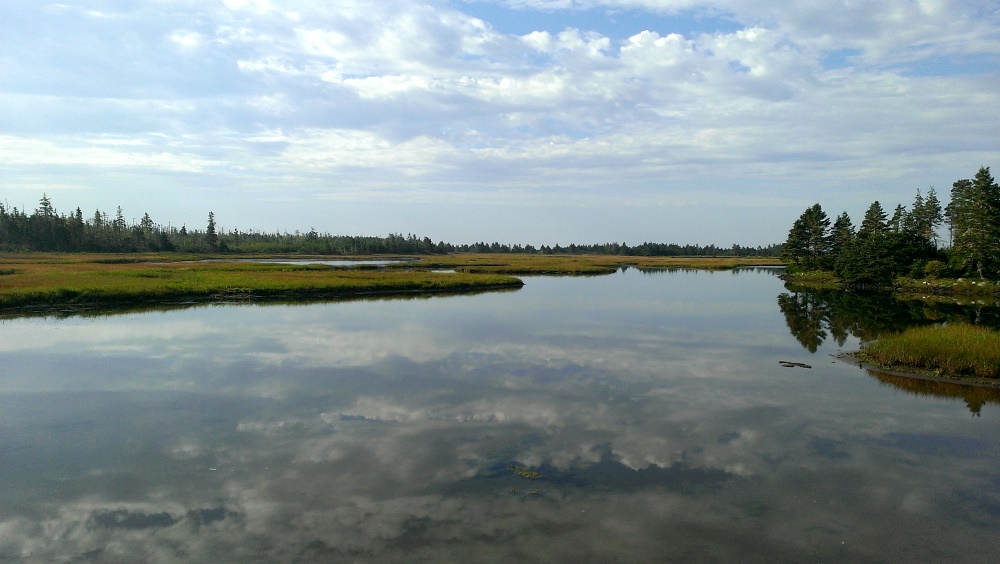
[0, 196, 197, 253]
[782, 166, 997, 285]
[0, 194, 784, 257]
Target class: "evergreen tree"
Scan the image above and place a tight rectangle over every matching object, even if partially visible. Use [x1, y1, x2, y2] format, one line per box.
[113, 206, 126, 233]
[781, 204, 831, 271]
[907, 187, 942, 244]
[857, 200, 888, 239]
[836, 201, 894, 285]
[36, 194, 55, 218]
[949, 167, 1000, 278]
[31, 194, 59, 250]
[205, 212, 219, 251]
[889, 204, 907, 234]
[827, 212, 855, 268]
[924, 187, 943, 245]
[139, 213, 154, 235]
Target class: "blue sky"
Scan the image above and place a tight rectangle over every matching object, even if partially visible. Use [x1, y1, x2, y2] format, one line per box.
[1, 0, 998, 246]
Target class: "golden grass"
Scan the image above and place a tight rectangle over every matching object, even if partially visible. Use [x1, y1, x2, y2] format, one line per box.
[412, 254, 783, 275]
[0, 254, 522, 311]
[0, 253, 780, 312]
[859, 323, 1000, 379]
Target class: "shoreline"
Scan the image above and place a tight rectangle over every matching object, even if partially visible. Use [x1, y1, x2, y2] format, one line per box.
[781, 271, 1000, 301]
[834, 351, 1000, 390]
[0, 282, 525, 319]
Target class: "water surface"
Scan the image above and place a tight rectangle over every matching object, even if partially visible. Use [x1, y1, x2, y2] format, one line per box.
[1, 269, 998, 562]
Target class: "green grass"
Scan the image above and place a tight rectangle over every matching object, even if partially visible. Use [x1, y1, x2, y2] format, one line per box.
[858, 323, 1000, 379]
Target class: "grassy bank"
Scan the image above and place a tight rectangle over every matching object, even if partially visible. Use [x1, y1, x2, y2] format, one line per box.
[0, 254, 523, 312]
[413, 254, 783, 275]
[783, 269, 1000, 300]
[858, 323, 1000, 380]
[0, 253, 782, 313]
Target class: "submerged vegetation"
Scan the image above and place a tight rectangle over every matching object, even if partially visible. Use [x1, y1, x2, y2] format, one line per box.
[858, 324, 1000, 380]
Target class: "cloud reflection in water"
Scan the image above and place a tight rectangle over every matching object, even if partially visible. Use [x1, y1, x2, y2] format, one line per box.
[1, 270, 999, 561]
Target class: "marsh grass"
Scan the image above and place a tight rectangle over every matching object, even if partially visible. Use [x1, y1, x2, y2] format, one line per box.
[0, 253, 780, 312]
[0, 256, 522, 310]
[859, 323, 1000, 379]
[411, 254, 783, 275]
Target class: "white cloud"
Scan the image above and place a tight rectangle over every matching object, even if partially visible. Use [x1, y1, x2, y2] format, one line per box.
[1, 0, 997, 243]
[0, 136, 220, 172]
[169, 30, 204, 50]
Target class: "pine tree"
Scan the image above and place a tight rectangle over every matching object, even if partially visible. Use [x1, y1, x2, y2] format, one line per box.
[857, 201, 888, 239]
[949, 167, 1000, 278]
[36, 194, 55, 218]
[205, 212, 219, 251]
[889, 204, 907, 234]
[827, 212, 854, 268]
[781, 204, 831, 271]
[908, 187, 943, 244]
[836, 201, 893, 285]
[924, 187, 942, 244]
[113, 206, 126, 233]
[139, 213, 154, 235]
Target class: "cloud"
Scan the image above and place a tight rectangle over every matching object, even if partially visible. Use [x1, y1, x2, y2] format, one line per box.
[1, 0, 997, 243]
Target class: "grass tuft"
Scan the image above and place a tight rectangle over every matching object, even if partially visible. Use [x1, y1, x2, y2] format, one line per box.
[859, 323, 1000, 379]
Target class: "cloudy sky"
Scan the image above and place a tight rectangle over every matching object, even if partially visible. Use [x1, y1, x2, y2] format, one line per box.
[1, 0, 998, 246]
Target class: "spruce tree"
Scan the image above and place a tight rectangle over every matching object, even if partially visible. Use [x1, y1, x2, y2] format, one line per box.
[827, 212, 854, 268]
[205, 212, 219, 251]
[836, 201, 893, 285]
[781, 204, 831, 271]
[909, 187, 943, 244]
[924, 187, 943, 244]
[950, 167, 1000, 278]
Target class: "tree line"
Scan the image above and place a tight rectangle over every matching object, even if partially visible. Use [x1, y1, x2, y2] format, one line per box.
[1, 195, 780, 257]
[781, 166, 999, 285]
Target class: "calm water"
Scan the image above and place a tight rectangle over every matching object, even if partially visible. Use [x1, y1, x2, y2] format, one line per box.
[2, 269, 999, 562]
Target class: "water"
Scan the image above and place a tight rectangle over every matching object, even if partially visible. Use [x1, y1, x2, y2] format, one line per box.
[1, 269, 999, 562]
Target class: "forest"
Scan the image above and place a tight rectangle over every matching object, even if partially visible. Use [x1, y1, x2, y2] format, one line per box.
[0, 196, 780, 257]
[781, 166, 1000, 285]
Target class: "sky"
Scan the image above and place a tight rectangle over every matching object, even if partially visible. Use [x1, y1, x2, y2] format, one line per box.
[1, 0, 998, 247]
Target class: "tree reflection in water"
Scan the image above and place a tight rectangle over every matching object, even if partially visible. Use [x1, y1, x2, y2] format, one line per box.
[778, 285, 1000, 351]
[777, 288, 924, 351]
[778, 283, 1000, 414]
[870, 370, 1000, 416]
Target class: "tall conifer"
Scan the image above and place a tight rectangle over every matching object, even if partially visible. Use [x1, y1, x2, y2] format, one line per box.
[950, 167, 1000, 278]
